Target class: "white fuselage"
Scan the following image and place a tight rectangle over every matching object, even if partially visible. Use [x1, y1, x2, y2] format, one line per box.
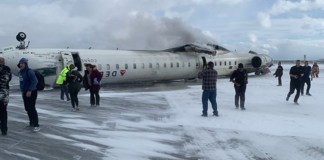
[1, 46, 273, 86]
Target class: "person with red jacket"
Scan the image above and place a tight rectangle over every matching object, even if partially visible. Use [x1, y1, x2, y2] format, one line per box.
[84, 64, 102, 107]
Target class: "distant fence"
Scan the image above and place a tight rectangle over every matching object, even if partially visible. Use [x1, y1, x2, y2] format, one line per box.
[273, 60, 324, 64]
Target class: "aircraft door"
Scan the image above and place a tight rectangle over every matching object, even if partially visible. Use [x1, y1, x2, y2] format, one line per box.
[57, 51, 75, 78]
[201, 56, 207, 69]
[60, 51, 75, 67]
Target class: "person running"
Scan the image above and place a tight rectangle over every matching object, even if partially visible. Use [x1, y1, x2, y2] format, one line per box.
[230, 63, 248, 110]
[0, 57, 12, 136]
[198, 61, 218, 117]
[273, 61, 283, 86]
[286, 60, 304, 105]
[301, 61, 312, 96]
[17, 58, 40, 132]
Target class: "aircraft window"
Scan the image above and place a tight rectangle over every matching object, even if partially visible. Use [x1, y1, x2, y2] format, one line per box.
[125, 64, 128, 69]
[116, 64, 119, 70]
[106, 64, 110, 70]
[235, 61, 237, 65]
[133, 63, 136, 69]
[170, 62, 173, 68]
[156, 63, 159, 69]
[224, 61, 227, 66]
[188, 62, 191, 67]
[149, 63, 152, 68]
[229, 61, 232, 65]
[177, 62, 179, 68]
[220, 61, 222, 66]
[196, 62, 199, 69]
[164, 63, 167, 68]
[141, 63, 145, 69]
[215, 61, 217, 66]
[97, 64, 102, 70]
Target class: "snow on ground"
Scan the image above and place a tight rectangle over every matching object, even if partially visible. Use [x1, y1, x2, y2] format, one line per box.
[1, 63, 324, 160]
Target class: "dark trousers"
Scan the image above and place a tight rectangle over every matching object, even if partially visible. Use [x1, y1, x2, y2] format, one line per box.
[0, 102, 8, 134]
[301, 78, 311, 94]
[22, 90, 39, 127]
[287, 81, 301, 102]
[69, 89, 79, 108]
[234, 85, 246, 108]
[277, 76, 282, 85]
[60, 85, 70, 100]
[90, 90, 100, 105]
[202, 90, 217, 115]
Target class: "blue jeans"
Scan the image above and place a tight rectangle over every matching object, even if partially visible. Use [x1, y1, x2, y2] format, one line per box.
[202, 90, 217, 115]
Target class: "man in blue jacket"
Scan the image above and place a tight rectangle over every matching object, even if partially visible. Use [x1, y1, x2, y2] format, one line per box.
[301, 61, 312, 96]
[18, 58, 40, 132]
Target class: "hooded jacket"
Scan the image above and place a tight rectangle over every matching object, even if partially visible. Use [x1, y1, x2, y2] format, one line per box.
[18, 58, 38, 92]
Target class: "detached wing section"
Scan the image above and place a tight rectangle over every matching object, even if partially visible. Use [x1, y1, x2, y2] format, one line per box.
[164, 43, 230, 55]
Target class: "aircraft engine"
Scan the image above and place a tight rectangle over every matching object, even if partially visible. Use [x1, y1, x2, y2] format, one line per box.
[251, 55, 272, 75]
[16, 32, 26, 42]
[251, 56, 262, 68]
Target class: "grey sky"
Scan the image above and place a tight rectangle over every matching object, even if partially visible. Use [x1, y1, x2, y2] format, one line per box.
[1, 0, 324, 60]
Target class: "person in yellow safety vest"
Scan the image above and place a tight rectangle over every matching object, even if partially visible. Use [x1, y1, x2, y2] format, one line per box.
[56, 64, 75, 101]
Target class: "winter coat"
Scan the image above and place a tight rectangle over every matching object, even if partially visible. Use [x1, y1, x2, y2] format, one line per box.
[67, 70, 83, 92]
[273, 66, 283, 77]
[89, 69, 103, 92]
[230, 69, 248, 86]
[19, 66, 38, 92]
[56, 66, 71, 85]
[0, 64, 12, 105]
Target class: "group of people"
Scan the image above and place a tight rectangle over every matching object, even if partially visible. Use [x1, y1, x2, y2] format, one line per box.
[56, 63, 103, 111]
[0, 57, 103, 136]
[198, 59, 319, 117]
[273, 60, 318, 104]
[198, 61, 248, 117]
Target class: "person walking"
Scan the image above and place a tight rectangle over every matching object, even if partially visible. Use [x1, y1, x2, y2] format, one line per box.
[56, 64, 75, 101]
[67, 67, 83, 111]
[311, 62, 319, 78]
[273, 61, 283, 86]
[286, 60, 304, 105]
[230, 63, 248, 110]
[17, 58, 40, 132]
[301, 61, 312, 96]
[0, 57, 12, 136]
[198, 61, 218, 117]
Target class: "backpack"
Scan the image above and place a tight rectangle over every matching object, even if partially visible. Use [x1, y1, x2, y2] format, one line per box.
[27, 69, 45, 91]
[34, 70, 45, 91]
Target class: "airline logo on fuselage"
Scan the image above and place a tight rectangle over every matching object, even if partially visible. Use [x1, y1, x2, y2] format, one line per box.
[102, 70, 126, 78]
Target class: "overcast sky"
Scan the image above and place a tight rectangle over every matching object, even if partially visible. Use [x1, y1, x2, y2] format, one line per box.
[1, 0, 324, 60]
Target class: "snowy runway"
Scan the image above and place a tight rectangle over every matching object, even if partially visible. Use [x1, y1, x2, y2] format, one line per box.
[1, 64, 324, 160]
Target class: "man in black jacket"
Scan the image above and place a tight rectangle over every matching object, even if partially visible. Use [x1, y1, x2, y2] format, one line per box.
[0, 57, 12, 136]
[286, 60, 304, 104]
[273, 61, 283, 86]
[230, 63, 248, 110]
